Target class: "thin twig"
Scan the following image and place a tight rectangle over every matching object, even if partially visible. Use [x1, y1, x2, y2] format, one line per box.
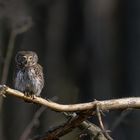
[96, 105, 113, 140]
[20, 106, 46, 140]
[111, 109, 133, 132]
[20, 97, 58, 140]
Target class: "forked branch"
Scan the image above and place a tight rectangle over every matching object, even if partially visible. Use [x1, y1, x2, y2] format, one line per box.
[1, 85, 140, 140]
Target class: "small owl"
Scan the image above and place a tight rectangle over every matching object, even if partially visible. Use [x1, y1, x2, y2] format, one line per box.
[14, 51, 44, 98]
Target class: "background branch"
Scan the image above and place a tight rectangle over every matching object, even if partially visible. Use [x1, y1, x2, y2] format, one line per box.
[32, 110, 94, 140]
[64, 112, 108, 140]
[20, 106, 46, 140]
[1, 85, 140, 139]
[1, 30, 15, 84]
[1, 17, 32, 84]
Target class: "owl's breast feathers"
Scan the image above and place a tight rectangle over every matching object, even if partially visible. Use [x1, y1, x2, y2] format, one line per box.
[14, 64, 44, 96]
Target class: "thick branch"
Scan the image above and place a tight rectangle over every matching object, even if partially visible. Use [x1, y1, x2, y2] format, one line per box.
[32, 111, 94, 140]
[32, 112, 108, 140]
[1, 85, 140, 112]
[78, 120, 108, 140]
[65, 113, 108, 140]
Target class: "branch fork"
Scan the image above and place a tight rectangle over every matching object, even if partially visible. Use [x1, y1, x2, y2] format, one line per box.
[1, 84, 140, 140]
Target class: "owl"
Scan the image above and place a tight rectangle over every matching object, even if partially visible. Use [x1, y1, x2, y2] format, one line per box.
[14, 51, 44, 98]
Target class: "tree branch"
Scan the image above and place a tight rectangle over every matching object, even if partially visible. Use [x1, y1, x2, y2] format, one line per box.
[64, 112, 108, 140]
[20, 106, 46, 140]
[1, 17, 32, 84]
[1, 85, 140, 139]
[31, 110, 94, 140]
[1, 85, 140, 112]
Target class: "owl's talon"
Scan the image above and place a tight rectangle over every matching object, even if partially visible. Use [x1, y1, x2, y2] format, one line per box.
[24, 92, 30, 96]
[0, 85, 7, 97]
[24, 92, 36, 99]
[23, 93, 35, 103]
[31, 95, 36, 99]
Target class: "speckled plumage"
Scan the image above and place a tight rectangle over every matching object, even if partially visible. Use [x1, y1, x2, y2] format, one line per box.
[14, 51, 44, 97]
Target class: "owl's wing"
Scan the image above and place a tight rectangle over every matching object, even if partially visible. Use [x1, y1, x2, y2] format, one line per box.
[34, 64, 44, 87]
[13, 66, 19, 88]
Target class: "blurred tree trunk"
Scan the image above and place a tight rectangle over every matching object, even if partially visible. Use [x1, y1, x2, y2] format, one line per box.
[83, 0, 118, 100]
[44, 1, 80, 139]
[83, 0, 119, 139]
[0, 20, 7, 140]
[119, 1, 140, 140]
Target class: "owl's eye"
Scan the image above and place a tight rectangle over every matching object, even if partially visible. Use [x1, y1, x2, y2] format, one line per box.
[18, 56, 27, 62]
[28, 56, 33, 61]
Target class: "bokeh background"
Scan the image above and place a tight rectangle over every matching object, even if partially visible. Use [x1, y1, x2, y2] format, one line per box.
[0, 0, 140, 140]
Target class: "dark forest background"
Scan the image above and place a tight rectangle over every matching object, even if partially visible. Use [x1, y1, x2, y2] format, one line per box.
[0, 0, 140, 140]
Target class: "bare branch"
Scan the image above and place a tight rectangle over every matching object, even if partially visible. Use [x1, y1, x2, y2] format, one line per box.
[1, 17, 32, 84]
[1, 85, 140, 112]
[1, 31, 16, 84]
[96, 105, 113, 140]
[111, 109, 132, 131]
[64, 112, 108, 140]
[20, 106, 46, 140]
[31, 110, 93, 140]
[78, 120, 108, 140]
[1, 85, 140, 139]
[20, 97, 58, 140]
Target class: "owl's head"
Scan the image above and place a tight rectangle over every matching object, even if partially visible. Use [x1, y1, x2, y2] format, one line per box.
[15, 51, 38, 67]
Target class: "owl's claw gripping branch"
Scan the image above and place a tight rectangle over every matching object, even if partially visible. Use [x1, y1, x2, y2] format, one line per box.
[0, 85, 7, 97]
